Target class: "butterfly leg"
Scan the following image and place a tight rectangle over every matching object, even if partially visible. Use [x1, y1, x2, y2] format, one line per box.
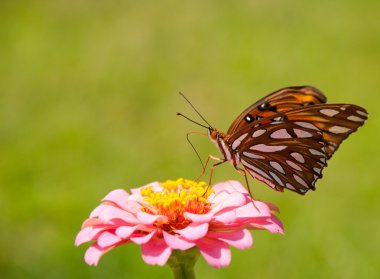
[195, 155, 224, 182]
[208, 160, 226, 186]
[236, 167, 261, 212]
[200, 157, 226, 196]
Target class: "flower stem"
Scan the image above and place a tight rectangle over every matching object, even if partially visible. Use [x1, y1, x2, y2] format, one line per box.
[167, 248, 200, 279]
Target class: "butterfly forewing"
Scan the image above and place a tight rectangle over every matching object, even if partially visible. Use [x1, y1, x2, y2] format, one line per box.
[227, 86, 327, 135]
[227, 103, 367, 194]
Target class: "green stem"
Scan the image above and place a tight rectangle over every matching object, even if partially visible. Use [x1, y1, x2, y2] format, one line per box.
[167, 248, 200, 279]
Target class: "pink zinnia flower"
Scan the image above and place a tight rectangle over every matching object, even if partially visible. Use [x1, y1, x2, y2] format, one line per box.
[75, 179, 283, 268]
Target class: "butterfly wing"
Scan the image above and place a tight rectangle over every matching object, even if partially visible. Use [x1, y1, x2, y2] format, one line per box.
[227, 86, 327, 135]
[228, 104, 368, 194]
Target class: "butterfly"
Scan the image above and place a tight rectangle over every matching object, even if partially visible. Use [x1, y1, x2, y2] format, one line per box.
[180, 86, 368, 194]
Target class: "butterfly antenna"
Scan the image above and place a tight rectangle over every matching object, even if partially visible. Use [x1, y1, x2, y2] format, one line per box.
[176, 112, 209, 129]
[186, 132, 205, 170]
[179, 92, 213, 128]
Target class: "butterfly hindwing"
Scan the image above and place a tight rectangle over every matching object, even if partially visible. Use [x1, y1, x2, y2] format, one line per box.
[284, 104, 368, 158]
[238, 121, 327, 194]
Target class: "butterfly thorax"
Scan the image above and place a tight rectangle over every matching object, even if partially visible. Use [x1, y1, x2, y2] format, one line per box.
[208, 128, 240, 167]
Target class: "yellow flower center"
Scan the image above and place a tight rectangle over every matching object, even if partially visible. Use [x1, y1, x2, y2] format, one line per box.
[140, 179, 213, 231]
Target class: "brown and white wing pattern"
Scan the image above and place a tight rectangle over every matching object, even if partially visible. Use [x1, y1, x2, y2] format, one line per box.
[284, 104, 368, 158]
[228, 104, 368, 194]
[227, 86, 327, 135]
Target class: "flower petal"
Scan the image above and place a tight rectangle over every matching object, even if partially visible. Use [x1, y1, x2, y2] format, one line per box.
[235, 201, 272, 218]
[207, 230, 253, 250]
[247, 216, 284, 234]
[84, 243, 112, 266]
[175, 223, 209, 241]
[75, 227, 93, 246]
[212, 210, 236, 224]
[141, 237, 172, 266]
[81, 218, 104, 228]
[115, 225, 138, 239]
[97, 231, 122, 248]
[212, 180, 248, 195]
[211, 192, 247, 214]
[183, 212, 213, 223]
[89, 204, 109, 218]
[98, 206, 139, 223]
[163, 231, 196, 250]
[197, 238, 231, 268]
[136, 211, 168, 225]
[102, 189, 130, 208]
[130, 230, 156, 244]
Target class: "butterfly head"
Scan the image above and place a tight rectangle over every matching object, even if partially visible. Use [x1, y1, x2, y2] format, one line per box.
[207, 127, 224, 142]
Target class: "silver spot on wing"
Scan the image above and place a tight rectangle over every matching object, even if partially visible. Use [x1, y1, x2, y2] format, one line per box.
[293, 174, 308, 187]
[252, 129, 266, 138]
[294, 128, 313, 138]
[290, 152, 305, 163]
[270, 129, 292, 139]
[329, 126, 351, 134]
[320, 109, 340, 117]
[242, 152, 265, 159]
[286, 160, 302, 171]
[250, 144, 287, 152]
[231, 133, 249, 150]
[270, 171, 284, 186]
[269, 161, 285, 174]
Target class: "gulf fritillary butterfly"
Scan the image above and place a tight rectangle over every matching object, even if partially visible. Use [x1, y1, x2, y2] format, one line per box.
[180, 86, 368, 194]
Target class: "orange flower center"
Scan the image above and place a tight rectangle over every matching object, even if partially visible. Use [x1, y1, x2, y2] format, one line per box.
[140, 179, 212, 231]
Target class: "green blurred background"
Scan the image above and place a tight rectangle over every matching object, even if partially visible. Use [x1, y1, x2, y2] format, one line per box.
[1, 1, 379, 278]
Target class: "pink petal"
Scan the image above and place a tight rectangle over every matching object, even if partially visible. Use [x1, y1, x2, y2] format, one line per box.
[212, 180, 248, 195]
[175, 223, 209, 241]
[136, 211, 168, 225]
[211, 192, 247, 214]
[268, 215, 284, 234]
[251, 216, 284, 234]
[130, 230, 156, 244]
[75, 227, 93, 246]
[90, 204, 109, 218]
[115, 225, 138, 239]
[123, 200, 143, 214]
[126, 193, 147, 205]
[197, 238, 231, 268]
[235, 201, 271, 218]
[265, 201, 280, 213]
[84, 243, 112, 266]
[163, 231, 196, 250]
[97, 231, 122, 248]
[183, 212, 213, 223]
[98, 206, 139, 223]
[102, 189, 130, 208]
[76, 226, 109, 246]
[209, 192, 230, 208]
[212, 210, 236, 223]
[141, 237, 172, 266]
[89, 227, 109, 239]
[207, 230, 253, 250]
[81, 218, 103, 228]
